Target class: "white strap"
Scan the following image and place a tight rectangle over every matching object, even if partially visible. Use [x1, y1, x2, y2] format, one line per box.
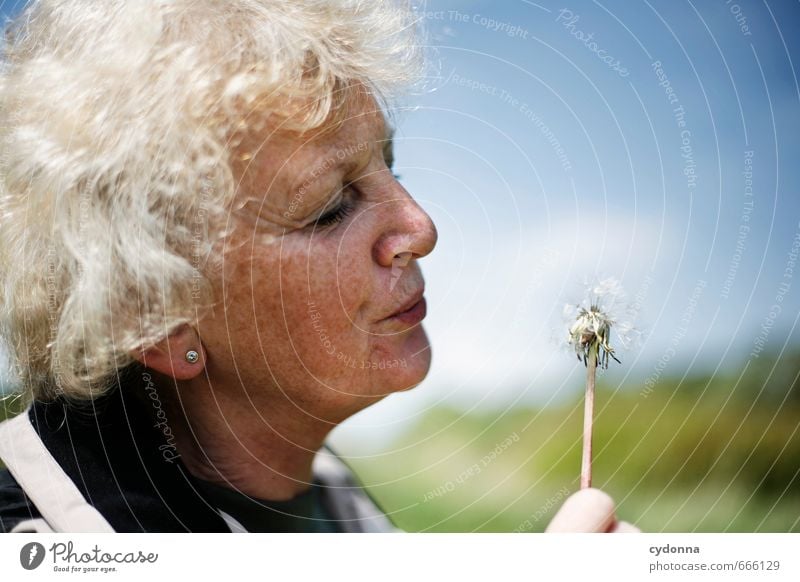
[10, 518, 55, 533]
[218, 509, 248, 533]
[0, 410, 115, 533]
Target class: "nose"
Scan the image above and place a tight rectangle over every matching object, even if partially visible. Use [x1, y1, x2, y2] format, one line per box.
[372, 188, 438, 268]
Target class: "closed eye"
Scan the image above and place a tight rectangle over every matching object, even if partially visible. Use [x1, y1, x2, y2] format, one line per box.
[310, 183, 358, 229]
[314, 199, 354, 227]
[310, 152, 399, 229]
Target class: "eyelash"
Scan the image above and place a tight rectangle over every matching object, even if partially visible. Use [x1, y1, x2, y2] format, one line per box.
[314, 180, 358, 228]
[312, 171, 400, 229]
[314, 199, 354, 227]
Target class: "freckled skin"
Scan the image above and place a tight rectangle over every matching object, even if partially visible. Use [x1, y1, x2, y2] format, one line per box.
[199, 103, 438, 425]
[146, 98, 439, 499]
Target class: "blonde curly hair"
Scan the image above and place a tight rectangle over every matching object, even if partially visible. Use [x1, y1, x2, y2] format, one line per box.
[0, 0, 422, 401]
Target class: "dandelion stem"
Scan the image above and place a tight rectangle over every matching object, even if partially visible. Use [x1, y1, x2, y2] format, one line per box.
[580, 344, 597, 489]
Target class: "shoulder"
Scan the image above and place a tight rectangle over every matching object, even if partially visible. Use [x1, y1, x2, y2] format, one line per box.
[0, 467, 43, 533]
[315, 443, 404, 533]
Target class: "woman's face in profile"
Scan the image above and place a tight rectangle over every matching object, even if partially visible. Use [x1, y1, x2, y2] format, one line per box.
[198, 103, 438, 421]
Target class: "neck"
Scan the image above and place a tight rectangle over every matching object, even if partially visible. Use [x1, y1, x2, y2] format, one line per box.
[158, 373, 335, 502]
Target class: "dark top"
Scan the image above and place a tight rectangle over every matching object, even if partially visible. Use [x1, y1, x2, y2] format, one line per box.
[0, 365, 358, 532]
[0, 468, 38, 533]
[193, 477, 341, 533]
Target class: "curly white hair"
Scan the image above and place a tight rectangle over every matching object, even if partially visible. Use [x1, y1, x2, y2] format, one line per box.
[0, 0, 422, 401]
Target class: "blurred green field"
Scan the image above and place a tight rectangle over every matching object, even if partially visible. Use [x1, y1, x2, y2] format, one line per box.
[348, 350, 800, 532]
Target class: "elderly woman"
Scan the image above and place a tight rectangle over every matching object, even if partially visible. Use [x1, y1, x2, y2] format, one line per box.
[0, 0, 631, 533]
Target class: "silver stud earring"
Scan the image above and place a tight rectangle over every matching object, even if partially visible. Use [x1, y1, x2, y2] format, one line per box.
[185, 350, 200, 364]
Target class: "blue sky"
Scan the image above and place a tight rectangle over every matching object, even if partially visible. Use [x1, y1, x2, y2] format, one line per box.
[2, 1, 799, 449]
[341, 0, 800, 447]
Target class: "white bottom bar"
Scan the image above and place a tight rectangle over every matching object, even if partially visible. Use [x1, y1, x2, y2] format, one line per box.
[2, 533, 798, 581]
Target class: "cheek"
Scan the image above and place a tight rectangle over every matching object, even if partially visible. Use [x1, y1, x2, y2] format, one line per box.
[213, 230, 431, 403]
[270, 234, 375, 375]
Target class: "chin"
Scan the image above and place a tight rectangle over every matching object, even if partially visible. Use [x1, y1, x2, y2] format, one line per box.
[378, 326, 432, 393]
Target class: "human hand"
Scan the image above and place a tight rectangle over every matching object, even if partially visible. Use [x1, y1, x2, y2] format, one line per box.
[545, 488, 640, 533]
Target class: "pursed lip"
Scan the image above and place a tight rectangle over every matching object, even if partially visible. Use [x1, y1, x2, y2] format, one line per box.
[383, 287, 425, 321]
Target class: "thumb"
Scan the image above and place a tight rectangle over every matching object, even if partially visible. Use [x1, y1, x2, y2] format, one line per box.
[545, 488, 616, 533]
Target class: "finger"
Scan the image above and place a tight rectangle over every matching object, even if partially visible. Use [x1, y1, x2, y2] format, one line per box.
[545, 488, 616, 533]
[610, 520, 640, 533]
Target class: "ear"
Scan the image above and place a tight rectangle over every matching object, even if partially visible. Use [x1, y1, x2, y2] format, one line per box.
[130, 325, 206, 381]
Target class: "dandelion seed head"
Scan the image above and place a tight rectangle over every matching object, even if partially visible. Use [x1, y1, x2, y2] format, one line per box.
[564, 276, 635, 369]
